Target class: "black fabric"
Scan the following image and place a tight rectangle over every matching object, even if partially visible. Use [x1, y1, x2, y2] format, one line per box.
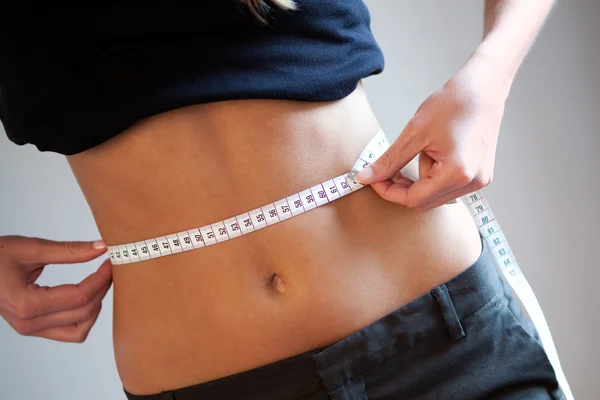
[0, 1, 385, 155]
[123, 235, 564, 400]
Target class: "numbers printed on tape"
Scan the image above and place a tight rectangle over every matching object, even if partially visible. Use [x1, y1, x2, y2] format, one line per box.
[126, 243, 141, 262]
[236, 213, 255, 235]
[224, 217, 243, 239]
[106, 129, 390, 264]
[249, 208, 268, 230]
[186, 229, 204, 249]
[299, 189, 317, 211]
[262, 204, 280, 225]
[177, 232, 194, 251]
[323, 179, 340, 200]
[136, 241, 151, 261]
[310, 184, 330, 207]
[166, 234, 182, 253]
[284, 194, 304, 216]
[333, 176, 352, 197]
[145, 239, 161, 259]
[106, 129, 402, 264]
[119, 244, 130, 263]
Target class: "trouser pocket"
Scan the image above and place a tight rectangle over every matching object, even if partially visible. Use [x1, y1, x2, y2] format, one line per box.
[501, 300, 565, 399]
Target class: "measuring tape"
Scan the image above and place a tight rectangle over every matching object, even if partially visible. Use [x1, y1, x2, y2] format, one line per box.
[106, 128, 572, 399]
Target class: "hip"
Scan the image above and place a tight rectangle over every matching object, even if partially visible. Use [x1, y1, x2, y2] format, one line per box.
[123, 234, 563, 400]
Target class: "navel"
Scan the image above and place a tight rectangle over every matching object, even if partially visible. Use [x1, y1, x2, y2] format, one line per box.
[270, 273, 286, 293]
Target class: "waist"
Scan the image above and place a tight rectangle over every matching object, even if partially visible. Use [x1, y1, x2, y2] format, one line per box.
[124, 233, 498, 400]
[66, 83, 483, 394]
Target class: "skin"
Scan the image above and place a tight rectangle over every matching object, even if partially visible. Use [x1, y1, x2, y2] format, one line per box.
[0, 0, 555, 395]
[61, 82, 484, 393]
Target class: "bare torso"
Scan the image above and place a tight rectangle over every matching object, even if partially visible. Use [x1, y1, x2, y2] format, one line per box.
[67, 81, 482, 395]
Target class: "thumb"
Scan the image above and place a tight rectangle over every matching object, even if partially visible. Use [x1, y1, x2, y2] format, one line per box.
[4, 236, 107, 266]
[355, 122, 424, 185]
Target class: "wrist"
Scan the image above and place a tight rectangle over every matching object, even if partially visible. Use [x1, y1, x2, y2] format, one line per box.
[470, 38, 522, 97]
[446, 50, 513, 108]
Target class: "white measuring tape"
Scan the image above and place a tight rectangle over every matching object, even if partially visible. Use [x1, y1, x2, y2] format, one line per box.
[106, 128, 572, 399]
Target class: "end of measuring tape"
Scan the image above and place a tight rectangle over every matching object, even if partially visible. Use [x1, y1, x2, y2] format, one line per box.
[346, 130, 460, 205]
[346, 128, 389, 182]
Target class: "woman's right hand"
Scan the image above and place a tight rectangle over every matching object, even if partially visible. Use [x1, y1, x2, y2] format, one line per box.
[0, 235, 112, 342]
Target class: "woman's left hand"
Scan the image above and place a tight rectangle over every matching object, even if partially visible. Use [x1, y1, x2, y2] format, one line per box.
[355, 59, 507, 211]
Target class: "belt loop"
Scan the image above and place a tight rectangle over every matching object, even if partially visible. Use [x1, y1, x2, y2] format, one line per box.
[158, 391, 176, 400]
[431, 284, 466, 341]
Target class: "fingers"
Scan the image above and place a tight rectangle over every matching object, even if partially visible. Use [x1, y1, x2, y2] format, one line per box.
[370, 147, 463, 208]
[355, 121, 424, 185]
[4, 279, 111, 336]
[371, 165, 491, 211]
[367, 130, 494, 210]
[389, 170, 415, 187]
[29, 301, 103, 343]
[370, 165, 460, 208]
[11, 259, 113, 318]
[409, 150, 493, 210]
[2, 236, 107, 266]
[0, 235, 111, 343]
[416, 175, 491, 212]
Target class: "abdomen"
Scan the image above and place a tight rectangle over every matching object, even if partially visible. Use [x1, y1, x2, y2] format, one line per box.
[67, 82, 482, 395]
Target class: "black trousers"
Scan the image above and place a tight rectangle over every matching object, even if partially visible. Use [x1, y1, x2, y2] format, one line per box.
[124, 235, 564, 400]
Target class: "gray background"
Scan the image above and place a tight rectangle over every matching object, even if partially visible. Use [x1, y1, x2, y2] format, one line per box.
[0, 1, 598, 399]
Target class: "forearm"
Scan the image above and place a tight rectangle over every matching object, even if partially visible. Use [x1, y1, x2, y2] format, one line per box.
[464, 0, 555, 99]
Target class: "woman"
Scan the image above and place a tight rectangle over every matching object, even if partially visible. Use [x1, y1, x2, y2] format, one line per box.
[0, 1, 564, 399]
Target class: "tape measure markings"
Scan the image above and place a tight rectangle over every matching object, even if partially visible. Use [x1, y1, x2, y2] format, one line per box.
[107, 129, 387, 266]
[460, 190, 573, 399]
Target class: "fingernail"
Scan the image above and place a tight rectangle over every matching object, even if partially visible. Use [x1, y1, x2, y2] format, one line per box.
[355, 167, 373, 184]
[92, 240, 106, 250]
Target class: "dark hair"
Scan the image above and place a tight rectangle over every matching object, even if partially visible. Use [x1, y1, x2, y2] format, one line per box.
[238, 0, 297, 25]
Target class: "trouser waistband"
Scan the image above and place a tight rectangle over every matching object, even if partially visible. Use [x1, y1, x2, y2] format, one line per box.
[313, 233, 500, 393]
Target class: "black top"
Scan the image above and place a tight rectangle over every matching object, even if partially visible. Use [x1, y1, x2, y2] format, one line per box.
[0, 1, 385, 155]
